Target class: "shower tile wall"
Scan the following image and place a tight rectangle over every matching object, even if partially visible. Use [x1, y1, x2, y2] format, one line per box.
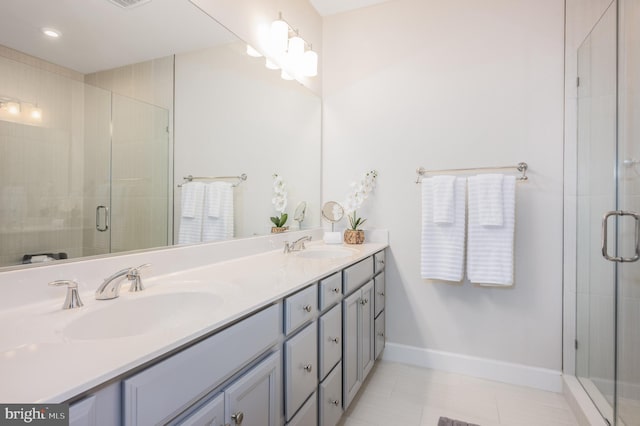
[0, 53, 86, 266]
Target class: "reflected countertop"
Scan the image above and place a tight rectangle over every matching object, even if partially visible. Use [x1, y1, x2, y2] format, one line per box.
[0, 241, 387, 403]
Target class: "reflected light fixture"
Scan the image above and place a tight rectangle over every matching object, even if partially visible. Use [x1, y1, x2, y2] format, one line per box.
[30, 106, 43, 121]
[281, 70, 294, 81]
[269, 17, 289, 56]
[42, 28, 61, 38]
[265, 58, 279, 70]
[303, 50, 318, 77]
[6, 101, 20, 115]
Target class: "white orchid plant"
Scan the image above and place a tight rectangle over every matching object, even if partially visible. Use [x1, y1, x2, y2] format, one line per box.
[344, 170, 378, 230]
[270, 173, 288, 228]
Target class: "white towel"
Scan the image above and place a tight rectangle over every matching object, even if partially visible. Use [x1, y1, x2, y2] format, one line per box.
[178, 182, 205, 244]
[467, 175, 516, 286]
[432, 175, 457, 224]
[203, 182, 234, 241]
[421, 177, 466, 281]
[473, 174, 504, 226]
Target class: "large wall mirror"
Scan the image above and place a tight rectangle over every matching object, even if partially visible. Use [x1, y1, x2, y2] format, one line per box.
[0, 0, 321, 269]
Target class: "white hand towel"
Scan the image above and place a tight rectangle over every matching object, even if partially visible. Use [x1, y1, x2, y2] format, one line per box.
[472, 174, 504, 226]
[467, 175, 516, 286]
[421, 177, 466, 282]
[432, 175, 457, 224]
[203, 182, 234, 241]
[207, 183, 222, 218]
[178, 182, 205, 244]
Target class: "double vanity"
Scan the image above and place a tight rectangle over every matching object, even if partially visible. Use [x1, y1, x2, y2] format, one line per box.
[0, 235, 387, 426]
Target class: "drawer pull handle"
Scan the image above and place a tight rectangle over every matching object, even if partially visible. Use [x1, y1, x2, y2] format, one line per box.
[304, 364, 313, 372]
[332, 287, 341, 294]
[231, 411, 244, 425]
[303, 304, 313, 313]
[377, 291, 385, 296]
[378, 332, 385, 337]
[331, 337, 340, 344]
[331, 399, 340, 406]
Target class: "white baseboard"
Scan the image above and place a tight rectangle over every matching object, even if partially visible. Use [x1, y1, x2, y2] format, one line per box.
[381, 342, 563, 393]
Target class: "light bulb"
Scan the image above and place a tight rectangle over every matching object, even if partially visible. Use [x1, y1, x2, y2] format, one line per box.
[281, 70, 294, 81]
[302, 50, 318, 77]
[246, 45, 262, 58]
[6, 102, 20, 115]
[30, 106, 42, 121]
[265, 58, 279, 70]
[269, 19, 288, 56]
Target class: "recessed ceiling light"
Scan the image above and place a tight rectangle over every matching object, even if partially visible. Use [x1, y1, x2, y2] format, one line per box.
[42, 28, 61, 38]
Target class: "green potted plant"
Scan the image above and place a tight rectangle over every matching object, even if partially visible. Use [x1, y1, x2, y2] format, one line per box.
[343, 170, 378, 244]
[271, 173, 289, 233]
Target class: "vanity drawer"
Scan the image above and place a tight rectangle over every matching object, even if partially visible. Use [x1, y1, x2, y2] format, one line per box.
[375, 311, 385, 360]
[343, 256, 374, 295]
[284, 284, 318, 335]
[374, 250, 385, 274]
[374, 273, 385, 318]
[318, 272, 342, 311]
[319, 363, 343, 426]
[286, 392, 317, 426]
[123, 304, 280, 426]
[318, 304, 342, 380]
[284, 323, 318, 421]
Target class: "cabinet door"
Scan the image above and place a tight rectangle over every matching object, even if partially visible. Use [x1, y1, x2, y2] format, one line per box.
[225, 351, 281, 426]
[374, 274, 385, 318]
[286, 392, 317, 426]
[69, 382, 120, 426]
[342, 290, 360, 409]
[285, 323, 318, 421]
[178, 393, 224, 426]
[360, 280, 375, 382]
[318, 303, 342, 380]
[375, 311, 385, 360]
[319, 363, 343, 426]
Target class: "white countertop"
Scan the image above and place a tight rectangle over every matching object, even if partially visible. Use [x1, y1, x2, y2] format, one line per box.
[0, 241, 386, 403]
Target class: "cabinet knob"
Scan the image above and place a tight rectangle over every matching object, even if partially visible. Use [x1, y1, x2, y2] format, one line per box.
[231, 411, 244, 425]
[377, 291, 385, 296]
[360, 298, 369, 305]
[332, 287, 341, 294]
[331, 399, 340, 406]
[377, 332, 385, 337]
[378, 259, 385, 265]
[303, 304, 313, 313]
[304, 364, 313, 372]
[331, 337, 340, 344]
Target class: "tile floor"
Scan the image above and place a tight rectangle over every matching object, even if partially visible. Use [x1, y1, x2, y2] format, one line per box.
[338, 361, 579, 426]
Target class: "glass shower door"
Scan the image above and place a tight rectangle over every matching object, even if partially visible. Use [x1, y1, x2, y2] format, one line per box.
[615, 0, 640, 423]
[575, 2, 618, 424]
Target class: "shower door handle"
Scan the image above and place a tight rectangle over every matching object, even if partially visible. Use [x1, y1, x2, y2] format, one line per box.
[96, 205, 110, 232]
[601, 210, 640, 262]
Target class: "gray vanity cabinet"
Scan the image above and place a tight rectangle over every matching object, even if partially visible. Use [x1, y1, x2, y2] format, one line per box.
[342, 279, 374, 410]
[284, 321, 318, 421]
[69, 382, 120, 426]
[178, 351, 281, 426]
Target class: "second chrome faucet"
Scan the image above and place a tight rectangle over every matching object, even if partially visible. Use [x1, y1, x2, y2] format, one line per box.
[95, 263, 150, 300]
[283, 235, 312, 253]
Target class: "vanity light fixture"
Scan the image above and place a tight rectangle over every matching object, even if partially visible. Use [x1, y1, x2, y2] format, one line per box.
[30, 105, 43, 121]
[4, 101, 20, 115]
[262, 13, 319, 81]
[42, 28, 61, 38]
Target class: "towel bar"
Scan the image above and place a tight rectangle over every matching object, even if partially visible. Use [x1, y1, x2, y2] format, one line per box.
[415, 162, 528, 183]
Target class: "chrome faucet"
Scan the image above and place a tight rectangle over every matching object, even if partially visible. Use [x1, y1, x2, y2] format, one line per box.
[95, 264, 150, 300]
[49, 280, 84, 310]
[283, 235, 312, 253]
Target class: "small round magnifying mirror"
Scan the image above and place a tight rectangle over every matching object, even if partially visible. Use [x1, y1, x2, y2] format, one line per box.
[322, 201, 344, 231]
[294, 201, 307, 228]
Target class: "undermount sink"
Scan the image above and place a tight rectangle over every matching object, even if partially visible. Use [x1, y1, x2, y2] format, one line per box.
[295, 246, 358, 259]
[64, 292, 222, 340]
